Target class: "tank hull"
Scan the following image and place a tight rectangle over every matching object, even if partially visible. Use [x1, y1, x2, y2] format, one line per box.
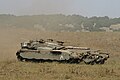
[16, 49, 80, 63]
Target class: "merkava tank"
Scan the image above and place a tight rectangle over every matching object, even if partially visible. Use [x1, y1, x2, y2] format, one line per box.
[16, 39, 109, 65]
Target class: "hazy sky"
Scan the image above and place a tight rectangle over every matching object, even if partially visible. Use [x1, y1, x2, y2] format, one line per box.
[0, 0, 120, 17]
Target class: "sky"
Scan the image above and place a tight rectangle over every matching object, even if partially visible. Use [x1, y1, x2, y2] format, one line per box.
[0, 0, 120, 17]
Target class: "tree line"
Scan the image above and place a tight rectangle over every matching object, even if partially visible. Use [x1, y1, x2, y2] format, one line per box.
[0, 14, 120, 32]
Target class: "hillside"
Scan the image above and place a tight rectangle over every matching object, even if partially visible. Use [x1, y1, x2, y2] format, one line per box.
[0, 14, 120, 32]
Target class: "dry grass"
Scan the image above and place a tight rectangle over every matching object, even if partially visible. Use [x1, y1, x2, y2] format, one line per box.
[0, 59, 120, 80]
[0, 27, 120, 80]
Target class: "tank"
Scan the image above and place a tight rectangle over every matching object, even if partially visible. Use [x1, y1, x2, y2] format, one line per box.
[16, 39, 109, 65]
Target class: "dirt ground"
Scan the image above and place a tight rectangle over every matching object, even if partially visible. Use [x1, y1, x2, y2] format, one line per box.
[0, 27, 120, 80]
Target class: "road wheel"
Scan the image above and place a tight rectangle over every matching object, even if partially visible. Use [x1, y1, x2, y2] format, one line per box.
[99, 60, 105, 64]
[17, 56, 24, 61]
[90, 61, 95, 65]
